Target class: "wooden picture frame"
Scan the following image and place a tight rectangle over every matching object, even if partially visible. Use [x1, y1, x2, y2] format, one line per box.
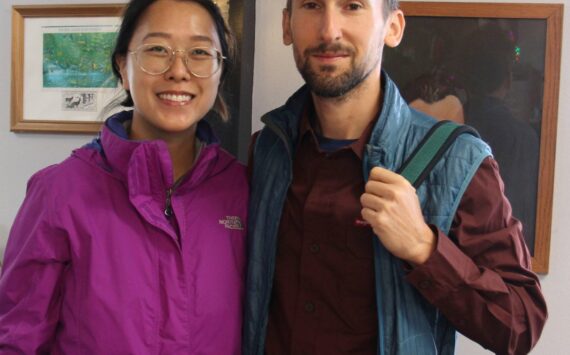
[10, 1, 255, 152]
[11, 4, 124, 134]
[383, 2, 562, 273]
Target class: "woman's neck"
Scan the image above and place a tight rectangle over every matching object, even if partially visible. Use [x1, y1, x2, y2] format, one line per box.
[129, 119, 198, 183]
[168, 135, 198, 182]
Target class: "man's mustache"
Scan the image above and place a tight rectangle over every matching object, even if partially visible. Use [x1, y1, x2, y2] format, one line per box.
[304, 43, 355, 56]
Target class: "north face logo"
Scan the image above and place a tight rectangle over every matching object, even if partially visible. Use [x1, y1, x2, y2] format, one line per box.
[219, 216, 244, 230]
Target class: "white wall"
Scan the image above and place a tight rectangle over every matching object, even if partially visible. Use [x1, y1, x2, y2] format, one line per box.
[0, 0, 125, 259]
[252, 1, 569, 354]
[0, 0, 568, 353]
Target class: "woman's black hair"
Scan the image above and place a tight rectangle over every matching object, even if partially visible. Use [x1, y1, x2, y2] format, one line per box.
[111, 0, 236, 121]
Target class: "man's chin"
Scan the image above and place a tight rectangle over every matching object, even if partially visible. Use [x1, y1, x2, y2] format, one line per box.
[308, 81, 351, 98]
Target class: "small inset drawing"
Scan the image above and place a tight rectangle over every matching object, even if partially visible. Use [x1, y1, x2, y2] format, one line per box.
[61, 91, 97, 112]
[43, 32, 118, 88]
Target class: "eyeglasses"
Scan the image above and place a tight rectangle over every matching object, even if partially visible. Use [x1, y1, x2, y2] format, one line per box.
[128, 44, 226, 78]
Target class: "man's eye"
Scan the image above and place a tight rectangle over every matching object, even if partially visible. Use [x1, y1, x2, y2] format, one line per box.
[347, 2, 363, 10]
[302, 2, 320, 10]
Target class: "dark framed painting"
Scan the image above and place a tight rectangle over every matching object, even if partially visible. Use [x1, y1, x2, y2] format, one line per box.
[383, 2, 563, 273]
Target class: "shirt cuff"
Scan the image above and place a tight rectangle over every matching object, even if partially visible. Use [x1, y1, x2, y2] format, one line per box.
[405, 226, 480, 304]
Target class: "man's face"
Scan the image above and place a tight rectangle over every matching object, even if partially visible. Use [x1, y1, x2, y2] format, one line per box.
[283, 0, 402, 98]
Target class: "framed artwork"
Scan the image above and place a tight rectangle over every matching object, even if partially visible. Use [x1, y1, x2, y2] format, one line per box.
[10, 1, 255, 152]
[383, 2, 562, 273]
[11, 4, 124, 133]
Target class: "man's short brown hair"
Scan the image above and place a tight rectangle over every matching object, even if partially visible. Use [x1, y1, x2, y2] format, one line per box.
[285, 0, 399, 15]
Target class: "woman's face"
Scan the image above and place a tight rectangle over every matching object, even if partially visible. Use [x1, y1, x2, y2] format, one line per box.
[117, 0, 222, 141]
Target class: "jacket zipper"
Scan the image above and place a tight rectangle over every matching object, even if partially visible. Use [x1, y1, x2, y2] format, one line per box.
[164, 141, 204, 218]
[164, 171, 190, 218]
[165, 187, 175, 217]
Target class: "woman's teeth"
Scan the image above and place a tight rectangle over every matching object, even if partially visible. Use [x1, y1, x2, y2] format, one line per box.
[158, 93, 193, 102]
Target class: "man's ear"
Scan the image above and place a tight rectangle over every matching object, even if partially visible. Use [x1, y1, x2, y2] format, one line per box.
[282, 8, 292, 46]
[115, 55, 130, 90]
[384, 10, 406, 48]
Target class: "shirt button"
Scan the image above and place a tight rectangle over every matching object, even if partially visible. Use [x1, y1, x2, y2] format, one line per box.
[309, 243, 320, 254]
[304, 302, 315, 313]
[418, 280, 433, 290]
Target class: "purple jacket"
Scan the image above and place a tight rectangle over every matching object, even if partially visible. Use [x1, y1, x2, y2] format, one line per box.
[0, 111, 248, 354]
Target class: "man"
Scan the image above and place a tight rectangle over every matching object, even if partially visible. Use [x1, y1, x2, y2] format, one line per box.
[244, 0, 547, 354]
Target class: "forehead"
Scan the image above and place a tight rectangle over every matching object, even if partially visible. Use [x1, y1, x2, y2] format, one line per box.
[289, 0, 386, 17]
[131, 0, 220, 46]
[289, 0, 383, 7]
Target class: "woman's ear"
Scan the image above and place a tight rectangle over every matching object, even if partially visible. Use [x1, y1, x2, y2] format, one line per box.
[115, 55, 130, 90]
[384, 10, 406, 48]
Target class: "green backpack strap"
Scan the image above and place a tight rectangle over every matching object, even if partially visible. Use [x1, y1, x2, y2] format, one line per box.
[396, 120, 480, 188]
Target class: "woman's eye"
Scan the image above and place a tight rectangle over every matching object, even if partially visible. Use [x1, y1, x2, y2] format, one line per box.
[190, 48, 214, 57]
[145, 45, 169, 55]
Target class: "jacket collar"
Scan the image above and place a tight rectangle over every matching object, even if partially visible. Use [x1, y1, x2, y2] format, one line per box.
[92, 110, 222, 188]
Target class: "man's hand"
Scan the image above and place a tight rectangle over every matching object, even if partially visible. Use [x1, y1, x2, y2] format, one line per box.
[360, 167, 436, 265]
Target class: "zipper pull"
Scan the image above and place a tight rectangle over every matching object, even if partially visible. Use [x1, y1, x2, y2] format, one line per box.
[165, 188, 173, 218]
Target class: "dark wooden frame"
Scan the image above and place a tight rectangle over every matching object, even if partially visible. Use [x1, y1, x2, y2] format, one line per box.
[396, 2, 562, 273]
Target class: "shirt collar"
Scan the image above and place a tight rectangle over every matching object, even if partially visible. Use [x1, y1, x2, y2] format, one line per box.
[298, 99, 378, 160]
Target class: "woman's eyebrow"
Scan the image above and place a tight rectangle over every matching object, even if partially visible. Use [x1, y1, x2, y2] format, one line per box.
[142, 32, 214, 45]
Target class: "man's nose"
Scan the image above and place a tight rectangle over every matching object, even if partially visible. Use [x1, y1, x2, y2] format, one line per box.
[319, 9, 342, 43]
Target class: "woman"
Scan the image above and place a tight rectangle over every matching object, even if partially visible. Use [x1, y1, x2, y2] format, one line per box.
[0, 0, 247, 353]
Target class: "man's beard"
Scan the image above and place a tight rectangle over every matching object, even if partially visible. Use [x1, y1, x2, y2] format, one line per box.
[296, 43, 374, 98]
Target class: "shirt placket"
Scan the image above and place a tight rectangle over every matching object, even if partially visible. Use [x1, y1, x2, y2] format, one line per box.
[290, 149, 343, 354]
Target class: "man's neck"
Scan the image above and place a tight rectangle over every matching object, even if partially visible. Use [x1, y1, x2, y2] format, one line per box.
[311, 69, 382, 140]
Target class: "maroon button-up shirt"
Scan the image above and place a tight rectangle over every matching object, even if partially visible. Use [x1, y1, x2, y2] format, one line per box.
[260, 108, 546, 355]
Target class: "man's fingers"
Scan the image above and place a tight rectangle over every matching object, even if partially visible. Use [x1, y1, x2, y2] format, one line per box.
[360, 192, 382, 210]
[367, 167, 415, 198]
[368, 167, 402, 183]
[360, 207, 376, 224]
